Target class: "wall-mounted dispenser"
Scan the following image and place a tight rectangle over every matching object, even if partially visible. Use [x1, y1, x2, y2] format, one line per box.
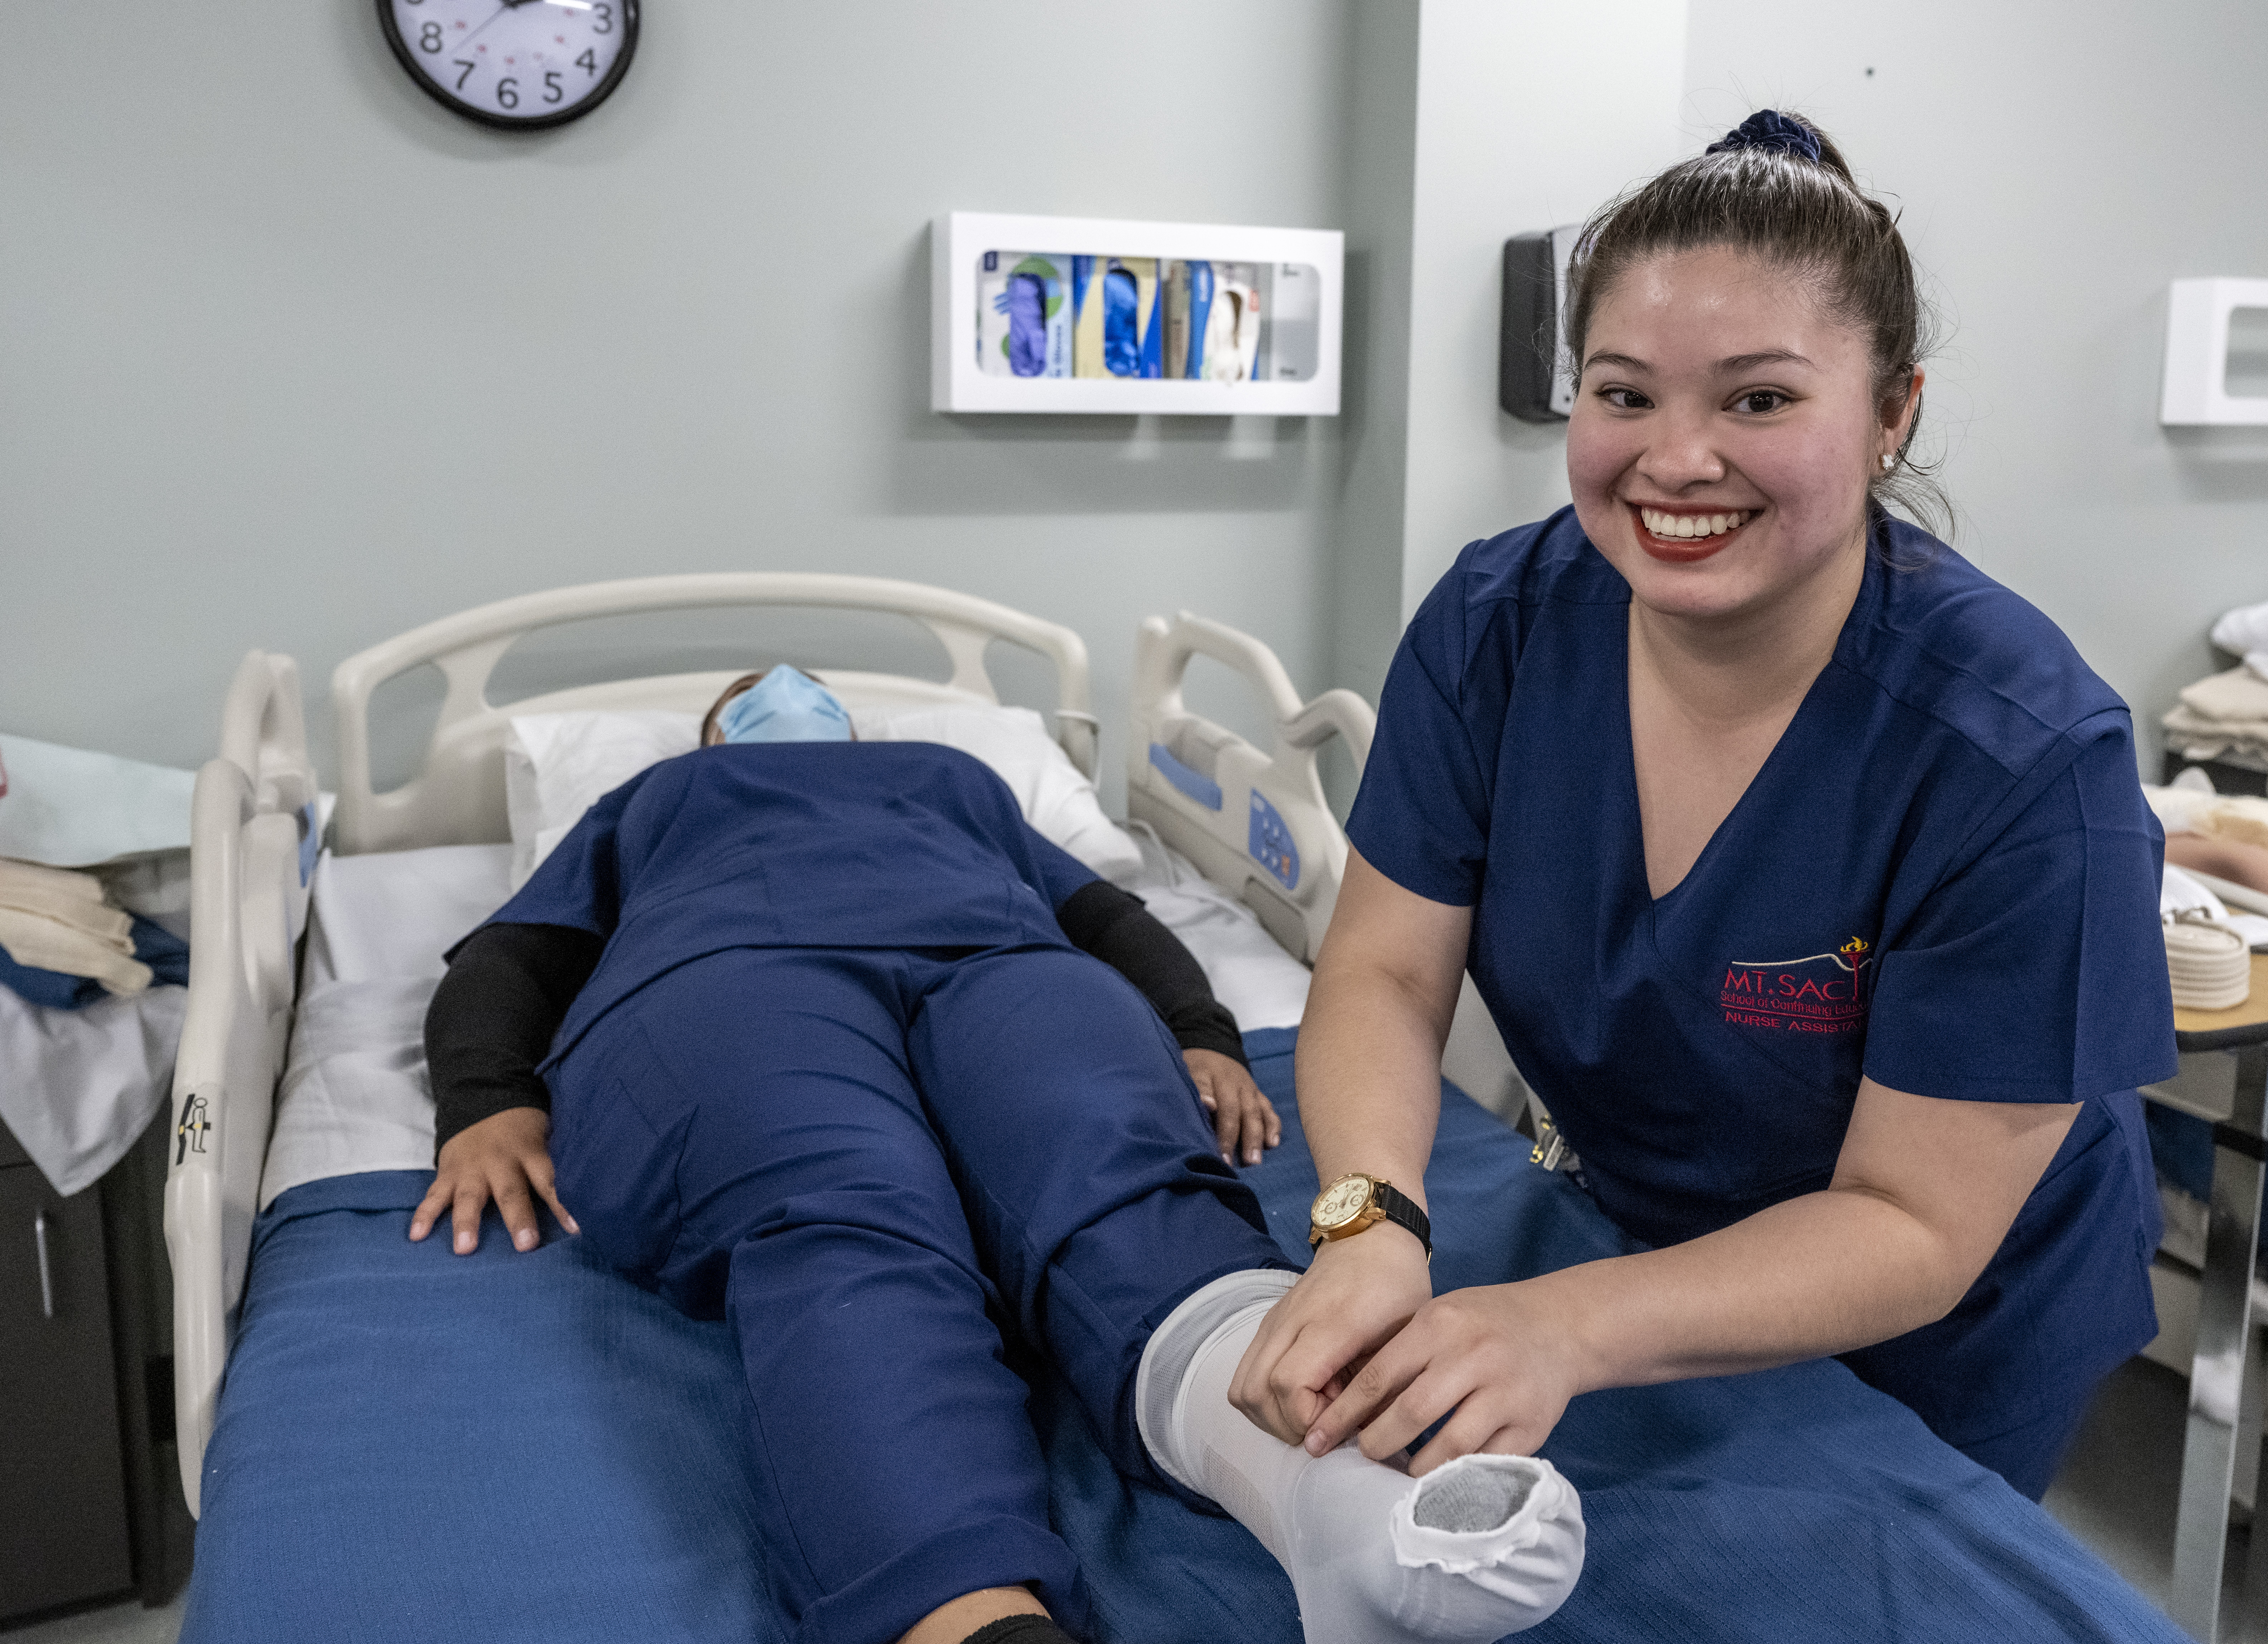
[1500, 225, 1580, 422]
[932, 212, 1342, 415]
[2161, 278, 2268, 426]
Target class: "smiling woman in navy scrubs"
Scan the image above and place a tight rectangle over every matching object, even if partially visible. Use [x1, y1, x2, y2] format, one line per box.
[1231, 112, 2177, 1501]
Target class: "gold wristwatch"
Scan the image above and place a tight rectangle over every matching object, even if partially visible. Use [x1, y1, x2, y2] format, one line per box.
[1308, 1172, 1433, 1260]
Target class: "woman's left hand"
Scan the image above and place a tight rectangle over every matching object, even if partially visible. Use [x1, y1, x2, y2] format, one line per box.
[1298, 1278, 1587, 1474]
[1184, 1048, 1282, 1166]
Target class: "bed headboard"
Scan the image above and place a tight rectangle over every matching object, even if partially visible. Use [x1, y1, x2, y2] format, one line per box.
[1127, 612, 1374, 964]
[332, 573, 1097, 856]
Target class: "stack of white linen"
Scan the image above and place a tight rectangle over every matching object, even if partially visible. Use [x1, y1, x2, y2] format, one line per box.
[0, 859, 160, 998]
[2165, 600, 2268, 769]
[0, 733, 195, 1196]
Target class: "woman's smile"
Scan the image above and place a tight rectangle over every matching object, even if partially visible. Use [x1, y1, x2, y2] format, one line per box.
[1628, 502, 1757, 564]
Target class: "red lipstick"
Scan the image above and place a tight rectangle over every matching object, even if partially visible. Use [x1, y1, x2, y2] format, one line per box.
[1629, 504, 1752, 564]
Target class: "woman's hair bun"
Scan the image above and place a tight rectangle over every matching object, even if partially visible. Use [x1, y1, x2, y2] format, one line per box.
[1703, 109, 1824, 165]
[1563, 107, 1950, 537]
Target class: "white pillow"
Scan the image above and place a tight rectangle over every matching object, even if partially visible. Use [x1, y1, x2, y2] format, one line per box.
[503, 702, 1142, 888]
[504, 711, 701, 888]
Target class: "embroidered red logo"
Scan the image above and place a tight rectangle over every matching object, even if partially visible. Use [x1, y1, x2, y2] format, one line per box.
[1721, 937, 1873, 1035]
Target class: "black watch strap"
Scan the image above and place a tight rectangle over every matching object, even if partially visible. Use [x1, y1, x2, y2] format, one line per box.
[1374, 1180, 1433, 1259]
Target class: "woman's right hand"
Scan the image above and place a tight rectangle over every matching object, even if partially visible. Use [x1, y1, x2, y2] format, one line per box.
[1228, 1225, 1435, 1446]
[409, 1106, 579, 1255]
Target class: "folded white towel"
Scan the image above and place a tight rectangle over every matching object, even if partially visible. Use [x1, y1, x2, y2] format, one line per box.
[0, 858, 148, 994]
[2211, 601, 2268, 660]
[2181, 666, 2268, 726]
[2162, 705, 2268, 769]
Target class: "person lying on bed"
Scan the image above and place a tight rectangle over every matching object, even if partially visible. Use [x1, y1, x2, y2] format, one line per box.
[409, 663, 1585, 1644]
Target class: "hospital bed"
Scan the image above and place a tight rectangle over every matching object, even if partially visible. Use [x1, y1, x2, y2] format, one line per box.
[163, 574, 2186, 1643]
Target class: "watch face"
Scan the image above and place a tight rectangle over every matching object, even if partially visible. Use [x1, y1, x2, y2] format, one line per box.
[380, 0, 638, 131]
[1314, 1175, 1373, 1229]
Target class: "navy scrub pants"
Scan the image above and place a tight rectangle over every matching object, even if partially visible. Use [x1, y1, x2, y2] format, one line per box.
[546, 943, 1291, 1644]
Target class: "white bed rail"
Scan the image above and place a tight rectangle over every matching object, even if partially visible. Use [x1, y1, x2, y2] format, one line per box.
[1128, 612, 1373, 963]
[166, 652, 317, 1516]
[333, 573, 1097, 856]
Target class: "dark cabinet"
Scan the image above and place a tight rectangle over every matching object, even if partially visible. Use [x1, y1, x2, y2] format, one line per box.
[0, 1114, 191, 1624]
[0, 1159, 134, 1613]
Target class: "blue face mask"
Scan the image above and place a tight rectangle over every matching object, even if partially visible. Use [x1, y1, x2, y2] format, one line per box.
[716, 666, 853, 745]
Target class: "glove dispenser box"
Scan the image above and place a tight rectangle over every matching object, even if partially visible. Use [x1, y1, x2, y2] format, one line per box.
[2162, 278, 2268, 427]
[932, 211, 1342, 416]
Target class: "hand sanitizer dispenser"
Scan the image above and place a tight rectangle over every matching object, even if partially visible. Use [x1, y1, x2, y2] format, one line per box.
[1501, 225, 1580, 423]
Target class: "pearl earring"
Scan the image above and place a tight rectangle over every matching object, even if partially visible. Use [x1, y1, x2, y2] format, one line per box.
[1880, 453, 1895, 473]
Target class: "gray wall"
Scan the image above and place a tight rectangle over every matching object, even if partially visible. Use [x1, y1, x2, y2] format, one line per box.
[0, 3, 1352, 806]
[1396, 0, 1687, 624]
[1322, 3, 1420, 716]
[1683, 0, 2268, 771]
[12, 1, 2267, 800]
[1326, 0, 1689, 713]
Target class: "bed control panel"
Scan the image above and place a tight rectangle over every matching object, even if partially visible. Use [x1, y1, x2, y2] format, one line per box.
[1248, 791, 1299, 890]
[1128, 612, 1374, 964]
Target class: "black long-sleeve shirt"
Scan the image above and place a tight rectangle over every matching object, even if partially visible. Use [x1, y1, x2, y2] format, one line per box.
[424, 880, 1242, 1154]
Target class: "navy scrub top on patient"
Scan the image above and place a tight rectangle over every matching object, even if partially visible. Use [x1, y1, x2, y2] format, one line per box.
[1348, 508, 2178, 1448]
[485, 740, 1098, 1071]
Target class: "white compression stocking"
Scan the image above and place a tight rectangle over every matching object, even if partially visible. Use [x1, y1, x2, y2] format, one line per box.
[1136, 1270, 1585, 1644]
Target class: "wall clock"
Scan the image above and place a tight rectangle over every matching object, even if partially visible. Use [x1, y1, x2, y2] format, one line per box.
[378, 0, 639, 131]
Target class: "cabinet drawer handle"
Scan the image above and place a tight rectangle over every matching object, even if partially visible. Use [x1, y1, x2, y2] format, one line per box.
[33, 1209, 53, 1319]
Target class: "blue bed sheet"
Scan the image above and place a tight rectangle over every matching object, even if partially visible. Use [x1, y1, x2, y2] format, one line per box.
[184, 1027, 2181, 1644]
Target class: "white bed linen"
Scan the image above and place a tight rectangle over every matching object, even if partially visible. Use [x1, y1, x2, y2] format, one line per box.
[260, 838, 1313, 1209]
[0, 982, 186, 1196]
[303, 843, 516, 987]
[1122, 823, 1313, 1033]
[262, 845, 514, 1208]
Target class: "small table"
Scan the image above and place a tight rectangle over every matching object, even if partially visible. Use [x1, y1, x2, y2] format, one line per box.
[2153, 953, 2268, 1640]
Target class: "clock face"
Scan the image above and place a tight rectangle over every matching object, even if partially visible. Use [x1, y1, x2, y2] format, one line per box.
[1315, 1176, 1372, 1229]
[379, 0, 638, 130]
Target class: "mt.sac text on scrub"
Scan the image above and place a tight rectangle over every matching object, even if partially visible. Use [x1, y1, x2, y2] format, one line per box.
[1719, 940, 1873, 1035]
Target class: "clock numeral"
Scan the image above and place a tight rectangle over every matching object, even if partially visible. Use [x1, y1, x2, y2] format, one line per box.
[592, 3, 613, 34]
[543, 71, 564, 104]
[453, 59, 477, 91]
[575, 49, 598, 77]
[496, 76, 519, 110]
[418, 20, 443, 52]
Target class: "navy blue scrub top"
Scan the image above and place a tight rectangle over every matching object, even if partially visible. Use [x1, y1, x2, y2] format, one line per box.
[1348, 509, 2178, 1446]
[480, 741, 1099, 1074]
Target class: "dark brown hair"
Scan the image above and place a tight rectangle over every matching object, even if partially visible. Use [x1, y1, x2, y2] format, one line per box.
[701, 671, 768, 745]
[1565, 111, 1948, 538]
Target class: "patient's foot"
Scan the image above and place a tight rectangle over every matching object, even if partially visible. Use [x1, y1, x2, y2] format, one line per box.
[1136, 1270, 1584, 1643]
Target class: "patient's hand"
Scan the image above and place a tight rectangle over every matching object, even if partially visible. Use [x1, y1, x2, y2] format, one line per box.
[409, 1106, 580, 1256]
[1185, 1049, 1282, 1167]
